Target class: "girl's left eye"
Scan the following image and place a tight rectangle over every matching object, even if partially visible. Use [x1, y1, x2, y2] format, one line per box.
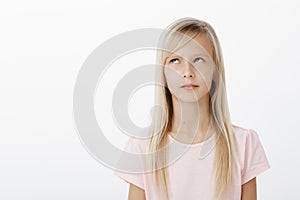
[194, 57, 205, 63]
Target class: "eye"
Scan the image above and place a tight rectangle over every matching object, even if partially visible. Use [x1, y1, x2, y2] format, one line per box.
[194, 57, 205, 63]
[169, 58, 180, 64]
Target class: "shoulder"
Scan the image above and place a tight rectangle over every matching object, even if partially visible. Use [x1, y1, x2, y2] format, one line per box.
[231, 124, 271, 184]
[231, 123, 261, 146]
[230, 124, 266, 162]
[124, 135, 150, 154]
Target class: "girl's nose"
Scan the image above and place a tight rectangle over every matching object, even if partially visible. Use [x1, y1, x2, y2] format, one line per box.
[183, 72, 194, 78]
[182, 61, 195, 78]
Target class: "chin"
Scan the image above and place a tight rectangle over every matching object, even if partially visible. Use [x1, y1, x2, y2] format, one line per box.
[174, 92, 209, 103]
[179, 97, 202, 103]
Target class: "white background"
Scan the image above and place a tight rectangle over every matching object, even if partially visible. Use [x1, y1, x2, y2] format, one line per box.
[1, 0, 299, 199]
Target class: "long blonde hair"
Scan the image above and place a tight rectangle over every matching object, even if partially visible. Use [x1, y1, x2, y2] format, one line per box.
[148, 17, 236, 199]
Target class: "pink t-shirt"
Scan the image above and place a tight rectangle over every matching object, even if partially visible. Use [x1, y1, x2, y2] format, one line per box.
[113, 124, 271, 199]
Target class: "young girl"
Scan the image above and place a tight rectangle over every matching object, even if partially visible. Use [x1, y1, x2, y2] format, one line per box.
[114, 17, 270, 200]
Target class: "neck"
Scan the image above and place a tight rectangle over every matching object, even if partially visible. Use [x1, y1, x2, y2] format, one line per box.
[169, 93, 214, 143]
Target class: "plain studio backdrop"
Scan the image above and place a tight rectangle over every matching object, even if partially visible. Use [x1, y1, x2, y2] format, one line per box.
[0, 0, 299, 199]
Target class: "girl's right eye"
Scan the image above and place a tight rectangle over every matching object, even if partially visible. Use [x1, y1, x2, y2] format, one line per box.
[169, 58, 179, 64]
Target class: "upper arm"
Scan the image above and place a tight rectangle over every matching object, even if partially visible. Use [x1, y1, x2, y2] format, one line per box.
[241, 177, 257, 200]
[128, 183, 146, 200]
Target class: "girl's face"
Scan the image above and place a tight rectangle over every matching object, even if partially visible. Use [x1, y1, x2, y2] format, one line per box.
[164, 33, 215, 103]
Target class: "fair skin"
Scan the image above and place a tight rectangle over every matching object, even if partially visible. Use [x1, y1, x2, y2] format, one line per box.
[164, 33, 216, 144]
[128, 184, 146, 200]
[128, 33, 257, 199]
[241, 177, 257, 200]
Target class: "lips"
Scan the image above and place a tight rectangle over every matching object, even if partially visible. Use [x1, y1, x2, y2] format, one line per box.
[180, 84, 199, 88]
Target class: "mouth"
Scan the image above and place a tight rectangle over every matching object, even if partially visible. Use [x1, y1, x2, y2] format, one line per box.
[180, 84, 199, 89]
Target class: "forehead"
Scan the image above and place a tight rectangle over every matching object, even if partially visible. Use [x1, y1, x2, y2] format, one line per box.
[168, 33, 214, 59]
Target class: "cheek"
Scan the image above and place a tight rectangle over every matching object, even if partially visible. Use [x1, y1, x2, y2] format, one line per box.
[194, 64, 215, 86]
[164, 67, 181, 92]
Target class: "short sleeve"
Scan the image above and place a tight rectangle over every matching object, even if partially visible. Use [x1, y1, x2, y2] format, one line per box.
[241, 129, 271, 185]
[113, 137, 145, 190]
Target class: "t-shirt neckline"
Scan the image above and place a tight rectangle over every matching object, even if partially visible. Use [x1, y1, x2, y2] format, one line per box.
[167, 131, 217, 148]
